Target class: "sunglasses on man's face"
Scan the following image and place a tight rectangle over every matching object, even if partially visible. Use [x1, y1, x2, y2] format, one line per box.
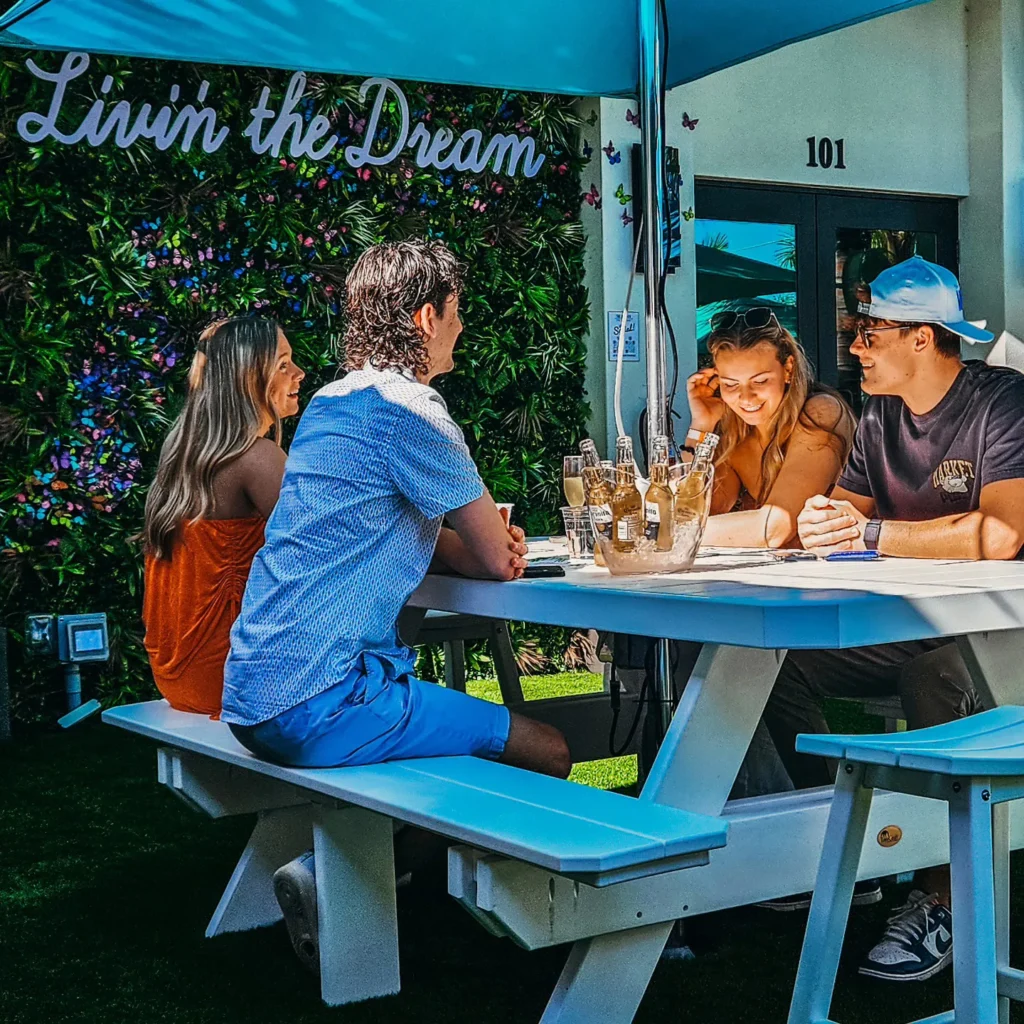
[855, 324, 908, 349]
[710, 306, 780, 332]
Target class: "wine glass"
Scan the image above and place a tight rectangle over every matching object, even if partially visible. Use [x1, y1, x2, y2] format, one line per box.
[562, 455, 585, 509]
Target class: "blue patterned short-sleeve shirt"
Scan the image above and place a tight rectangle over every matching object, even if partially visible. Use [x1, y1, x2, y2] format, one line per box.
[221, 365, 485, 727]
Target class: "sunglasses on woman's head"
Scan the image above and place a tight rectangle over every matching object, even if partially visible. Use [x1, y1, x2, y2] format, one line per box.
[710, 307, 780, 332]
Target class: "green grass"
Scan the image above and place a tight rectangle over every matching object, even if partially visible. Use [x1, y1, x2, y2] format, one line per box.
[467, 671, 638, 792]
[3, 679, 1024, 1023]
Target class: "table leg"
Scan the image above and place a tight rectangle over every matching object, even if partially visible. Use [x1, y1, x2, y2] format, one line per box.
[642, 643, 788, 816]
[541, 644, 785, 1021]
[205, 804, 315, 938]
[540, 922, 673, 1024]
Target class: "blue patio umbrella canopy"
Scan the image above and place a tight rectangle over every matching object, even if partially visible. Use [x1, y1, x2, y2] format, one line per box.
[0, 0, 931, 97]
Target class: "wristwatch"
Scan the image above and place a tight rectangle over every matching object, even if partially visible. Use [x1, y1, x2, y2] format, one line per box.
[863, 518, 883, 551]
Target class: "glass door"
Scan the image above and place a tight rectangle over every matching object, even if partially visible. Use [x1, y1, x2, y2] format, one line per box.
[815, 194, 957, 414]
[693, 185, 815, 369]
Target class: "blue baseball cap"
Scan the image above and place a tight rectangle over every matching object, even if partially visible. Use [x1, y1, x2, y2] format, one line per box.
[857, 255, 993, 344]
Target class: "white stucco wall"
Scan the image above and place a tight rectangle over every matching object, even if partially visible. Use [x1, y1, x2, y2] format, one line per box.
[673, 0, 969, 197]
[960, 0, 1024, 349]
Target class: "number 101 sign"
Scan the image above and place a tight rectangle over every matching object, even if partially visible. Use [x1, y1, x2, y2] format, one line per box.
[806, 136, 847, 170]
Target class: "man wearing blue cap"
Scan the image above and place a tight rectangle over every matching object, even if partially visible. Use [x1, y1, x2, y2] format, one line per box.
[762, 256, 1024, 982]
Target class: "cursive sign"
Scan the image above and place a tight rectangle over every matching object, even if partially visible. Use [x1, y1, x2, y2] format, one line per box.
[17, 53, 547, 177]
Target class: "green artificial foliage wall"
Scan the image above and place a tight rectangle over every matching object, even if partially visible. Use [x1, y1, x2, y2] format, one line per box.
[0, 51, 591, 720]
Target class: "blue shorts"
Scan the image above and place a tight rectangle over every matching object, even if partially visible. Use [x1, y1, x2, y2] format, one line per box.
[229, 672, 511, 769]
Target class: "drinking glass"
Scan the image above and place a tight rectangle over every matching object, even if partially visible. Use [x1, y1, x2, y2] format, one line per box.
[562, 455, 585, 509]
[560, 506, 589, 564]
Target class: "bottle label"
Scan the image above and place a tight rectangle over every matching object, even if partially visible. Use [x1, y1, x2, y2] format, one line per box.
[616, 514, 639, 541]
[644, 502, 661, 542]
[589, 504, 612, 539]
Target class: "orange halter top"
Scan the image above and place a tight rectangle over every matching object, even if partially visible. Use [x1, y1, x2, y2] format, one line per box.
[143, 517, 265, 718]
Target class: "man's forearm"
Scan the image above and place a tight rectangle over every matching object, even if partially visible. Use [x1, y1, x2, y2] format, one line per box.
[431, 526, 491, 577]
[878, 511, 1022, 560]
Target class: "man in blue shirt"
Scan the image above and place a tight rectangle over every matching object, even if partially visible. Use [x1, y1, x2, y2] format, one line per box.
[221, 239, 571, 974]
[223, 238, 570, 778]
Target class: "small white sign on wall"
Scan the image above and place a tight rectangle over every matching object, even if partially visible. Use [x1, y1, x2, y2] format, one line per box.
[607, 311, 640, 362]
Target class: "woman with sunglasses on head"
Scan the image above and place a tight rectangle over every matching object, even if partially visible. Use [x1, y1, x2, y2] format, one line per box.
[687, 306, 856, 548]
[633, 307, 858, 801]
[141, 316, 305, 717]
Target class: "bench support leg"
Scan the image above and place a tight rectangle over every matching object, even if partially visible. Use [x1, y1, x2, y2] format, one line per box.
[949, 779, 999, 1024]
[540, 922, 672, 1024]
[787, 762, 871, 1024]
[994, 800, 1011, 1024]
[314, 806, 400, 1006]
[206, 804, 315, 938]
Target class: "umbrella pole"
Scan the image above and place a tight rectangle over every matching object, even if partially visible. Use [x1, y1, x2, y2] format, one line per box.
[638, 0, 675, 747]
[638, 0, 668, 460]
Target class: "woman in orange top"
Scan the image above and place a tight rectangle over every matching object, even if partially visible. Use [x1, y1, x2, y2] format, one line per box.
[142, 317, 305, 716]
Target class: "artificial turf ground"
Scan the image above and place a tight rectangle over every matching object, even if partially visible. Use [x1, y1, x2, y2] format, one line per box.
[2, 673, 1022, 1023]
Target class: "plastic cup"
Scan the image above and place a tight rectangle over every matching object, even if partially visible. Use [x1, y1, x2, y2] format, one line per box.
[560, 506, 590, 564]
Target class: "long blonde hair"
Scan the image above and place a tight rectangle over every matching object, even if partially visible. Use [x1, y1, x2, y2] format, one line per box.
[143, 317, 281, 559]
[708, 323, 855, 504]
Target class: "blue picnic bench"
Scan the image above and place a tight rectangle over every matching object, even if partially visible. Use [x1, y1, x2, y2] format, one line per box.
[103, 700, 727, 1009]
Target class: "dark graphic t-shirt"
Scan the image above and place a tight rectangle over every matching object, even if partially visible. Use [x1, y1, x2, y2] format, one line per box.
[838, 361, 1024, 520]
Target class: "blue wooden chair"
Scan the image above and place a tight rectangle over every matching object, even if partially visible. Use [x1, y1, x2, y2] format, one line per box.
[787, 706, 1024, 1024]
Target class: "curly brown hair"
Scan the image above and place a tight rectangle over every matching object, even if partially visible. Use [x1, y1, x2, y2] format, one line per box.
[343, 239, 464, 377]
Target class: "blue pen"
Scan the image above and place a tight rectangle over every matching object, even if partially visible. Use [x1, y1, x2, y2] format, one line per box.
[825, 550, 880, 562]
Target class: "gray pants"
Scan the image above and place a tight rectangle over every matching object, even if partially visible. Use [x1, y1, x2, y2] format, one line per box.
[763, 639, 979, 791]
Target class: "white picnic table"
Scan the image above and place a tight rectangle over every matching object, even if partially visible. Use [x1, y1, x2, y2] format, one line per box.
[407, 552, 1024, 1023]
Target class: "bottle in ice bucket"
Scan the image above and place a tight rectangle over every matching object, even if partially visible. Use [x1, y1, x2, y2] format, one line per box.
[611, 435, 643, 553]
[580, 438, 614, 565]
[675, 432, 719, 525]
[644, 435, 674, 552]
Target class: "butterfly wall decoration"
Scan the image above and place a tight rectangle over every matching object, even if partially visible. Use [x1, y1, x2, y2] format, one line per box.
[583, 184, 601, 210]
[625, 109, 640, 127]
[615, 184, 632, 206]
[582, 140, 593, 160]
[621, 211, 633, 227]
[681, 112, 699, 131]
[602, 140, 621, 165]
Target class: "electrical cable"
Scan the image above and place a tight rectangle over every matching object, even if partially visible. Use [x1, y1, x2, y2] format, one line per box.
[613, 217, 645, 441]
[608, 664, 651, 758]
